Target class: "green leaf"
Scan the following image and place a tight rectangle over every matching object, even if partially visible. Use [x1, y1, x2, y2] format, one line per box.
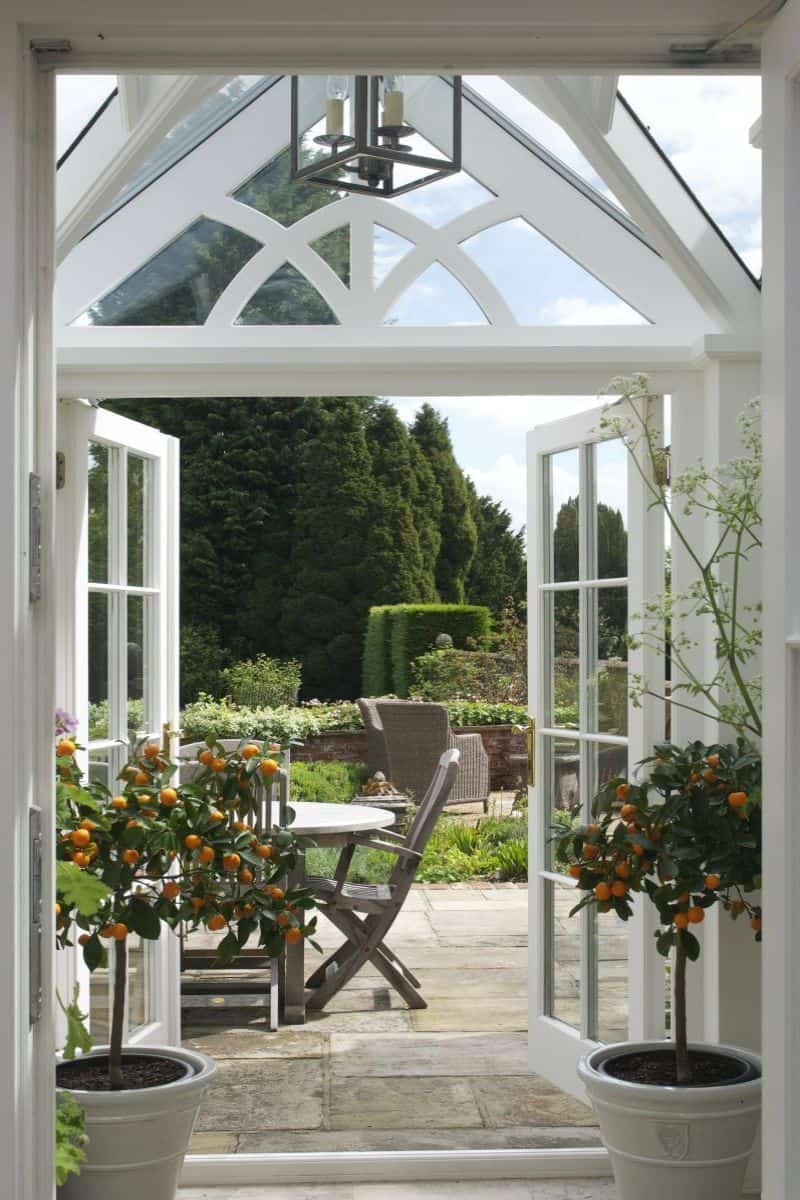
[82, 933, 105, 972]
[56, 862, 112, 917]
[57, 985, 93, 1060]
[55, 1092, 88, 1187]
[216, 930, 240, 965]
[656, 928, 675, 956]
[683, 930, 701, 961]
[127, 899, 162, 940]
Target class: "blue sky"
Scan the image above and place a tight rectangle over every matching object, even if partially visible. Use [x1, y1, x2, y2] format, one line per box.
[57, 74, 761, 533]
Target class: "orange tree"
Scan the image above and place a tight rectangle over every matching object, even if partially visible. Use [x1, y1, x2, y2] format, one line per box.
[556, 738, 761, 1083]
[55, 733, 315, 1089]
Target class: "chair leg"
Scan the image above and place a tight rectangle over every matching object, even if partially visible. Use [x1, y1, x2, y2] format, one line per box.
[306, 940, 357, 989]
[376, 942, 421, 989]
[369, 944, 427, 1009]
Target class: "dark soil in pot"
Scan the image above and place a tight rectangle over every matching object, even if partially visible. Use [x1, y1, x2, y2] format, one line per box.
[600, 1047, 759, 1087]
[56, 1054, 191, 1092]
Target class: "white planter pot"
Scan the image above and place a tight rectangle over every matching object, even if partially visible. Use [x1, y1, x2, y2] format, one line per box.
[57, 1045, 217, 1200]
[578, 1041, 761, 1200]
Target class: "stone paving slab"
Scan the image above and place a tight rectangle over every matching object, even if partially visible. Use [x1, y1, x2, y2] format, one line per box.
[234, 1126, 603, 1154]
[329, 1075, 483, 1130]
[329, 1032, 531, 1079]
[194, 1058, 324, 1132]
[471, 1076, 596, 1128]
[183, 1027, 326, 1060]
[178, 1182, 619, 1199]
[409, 996, 527, 1033]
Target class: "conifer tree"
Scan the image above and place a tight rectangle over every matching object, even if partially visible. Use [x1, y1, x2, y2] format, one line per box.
[410, 404, 477, 602]
[465, 483, 526, 613]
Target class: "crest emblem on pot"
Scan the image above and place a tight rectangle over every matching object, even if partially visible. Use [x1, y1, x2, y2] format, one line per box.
[656, 1122, 690, 1160]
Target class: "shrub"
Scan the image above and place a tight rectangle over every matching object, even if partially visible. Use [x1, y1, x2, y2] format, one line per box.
[444, 699, 528, 728]
[362, 606, 393, 696]
[290, 760, 368, 805]
[180, 623, 227, 706]
[411, 647, 520, 703]
[88, 699, 145, 742]
[492, 839, 528, 881]
[388, 604, 492, 697]
[221, 655, 302, 708]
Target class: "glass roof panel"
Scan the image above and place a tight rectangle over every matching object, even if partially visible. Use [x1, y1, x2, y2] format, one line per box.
[57, 75, 117, 162]
[388, 170, 493, 227]
[234, 147, 346, 227]
[464, 76, 627, 213]
[384, 262, 488, 326]
[77, 218, 262, 326]
[236, 263, 339, 325]
[311, 227, 350, 286]
[462, 218, 648, 325]
[618, 76, 761, 277]
[374, 226, 415, 287]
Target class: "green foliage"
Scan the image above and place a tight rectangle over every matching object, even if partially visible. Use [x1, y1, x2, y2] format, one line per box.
[388, 603, 492, 697]
[442, 699, 528, 727]
[465, 485, 526, 614]
[221, 654, 302, 708]
[88, 699, 145, 742]
[411, 404, 477, 602]
[55, 1092, 88, 1187]
[492, 839, 529, 881]
[56, 861, 113, 917]
[181, 623, 227, 707]
[362, 606, 393, 696]
[290, 760, 368, 805]
[57, 985, 93, 1060]
[410, 646, 525, 704]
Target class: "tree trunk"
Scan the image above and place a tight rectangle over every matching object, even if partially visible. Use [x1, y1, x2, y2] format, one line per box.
[109, 936, 127, 1090]
[674, 929, 692, 1084]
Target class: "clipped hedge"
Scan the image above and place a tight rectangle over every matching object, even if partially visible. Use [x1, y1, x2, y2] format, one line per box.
[388, 604, 491, 697]
[362, 605, 393, 697]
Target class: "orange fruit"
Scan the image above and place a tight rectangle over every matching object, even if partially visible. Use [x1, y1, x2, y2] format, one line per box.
[614, 862, 632, 879]
[208, 809, 225, 823]
[86, 843, 99, 858]
[198, 845, 215, 865]
[265, 885, 284, 901]
[56, 739, 76, 757]
[255, 843, 274, 860]
[121, 849, 140, 865]
[78, 933, 90, 946]
[125, 819, 140, 829]
[674, 912, 690, 929]
[198, 749, 215, 766]
[594, 882, 612, 901]
[241, 744, 260, 760]
[703, 769, 718, 784]
[207, 913, 227, 931]
[184, 834, 202, 850]
[144, 743, 160, 759]
[568, 864, 582, 879]
[611, 880, 628, 898]
[233, 820, 250, 832]
[582, 843, 599, 860]
[79, 818, 97, 831]
[704, 874, 721, 890]
[160, 788, 178, 807]
[111, 922, 128, 940]
[69, 828, 91, 848]
[750, 915, 762, 932]
[222, 853, 241, 872]
[99, 926, 114, 938]
[260, 758, 279, 778]
[728, 791, 748, 808]
[620, 804, 639, 820]
[111, 795, 127, 810]
[633, 844, 645, 856]
[72, 852, 89, 868]
[210, 757, 226, 773]
[707, 753, 720, 768]
[615, 784, 630, 801]
[277, 911, 291, 927]
[134, 771, 151, 786]
[238, 868, 254, 884]
[162, 882, 181, 900]
[688, 906, 705, 925]
[55, 903, 61, 916]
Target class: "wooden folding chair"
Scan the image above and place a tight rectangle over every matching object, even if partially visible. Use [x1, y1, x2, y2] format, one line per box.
[305, 748, 460, 1011]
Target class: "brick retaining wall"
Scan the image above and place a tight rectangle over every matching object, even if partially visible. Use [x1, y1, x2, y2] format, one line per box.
[291, 724, 527, 791]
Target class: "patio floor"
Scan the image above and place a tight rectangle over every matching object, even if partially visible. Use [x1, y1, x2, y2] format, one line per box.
[182, 878, 625, 1154]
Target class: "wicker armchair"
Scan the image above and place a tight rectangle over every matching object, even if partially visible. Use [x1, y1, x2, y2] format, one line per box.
[361, 698, 490, 812]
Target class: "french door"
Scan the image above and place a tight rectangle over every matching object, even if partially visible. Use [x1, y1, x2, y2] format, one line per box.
[527, 399, 665, 1100]
[56, 399, 181, 1047]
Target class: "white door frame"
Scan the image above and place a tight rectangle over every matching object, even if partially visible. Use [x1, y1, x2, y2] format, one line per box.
[5, 33, 790, 1200]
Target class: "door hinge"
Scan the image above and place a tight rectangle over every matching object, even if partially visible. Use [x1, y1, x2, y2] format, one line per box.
[56, 451, 66, 491]
[30, 38, 72, 56]
[29, 806, 43, 1027]
[29, 473, 42, 603]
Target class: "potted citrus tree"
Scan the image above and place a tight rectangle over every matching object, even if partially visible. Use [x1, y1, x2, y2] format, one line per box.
[54, 732, 314, 1200]
[557, 376, 763, 1200]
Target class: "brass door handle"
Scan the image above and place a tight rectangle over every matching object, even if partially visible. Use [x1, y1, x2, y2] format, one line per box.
[161, 721, 184, 757]
[527, 718, 536, 787]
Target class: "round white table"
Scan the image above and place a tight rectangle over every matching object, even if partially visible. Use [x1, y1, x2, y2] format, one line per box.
[282, 800, 396, 1024]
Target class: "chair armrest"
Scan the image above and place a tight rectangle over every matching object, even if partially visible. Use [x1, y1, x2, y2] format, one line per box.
[349, 832, 421, 861]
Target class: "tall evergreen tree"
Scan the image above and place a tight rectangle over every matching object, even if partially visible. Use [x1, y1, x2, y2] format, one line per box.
[465, 482, 526, 613]
[410, 404, 477, 602]
[281, 399, 376, 698]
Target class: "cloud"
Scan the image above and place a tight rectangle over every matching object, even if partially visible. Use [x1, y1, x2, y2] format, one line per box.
[538, 296, 648, 326]
[388, 394, 608, 432]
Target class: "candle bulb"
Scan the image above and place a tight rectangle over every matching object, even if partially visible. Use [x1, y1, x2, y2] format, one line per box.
[381, 75, 405, 127]
[326, 75, 349, 137]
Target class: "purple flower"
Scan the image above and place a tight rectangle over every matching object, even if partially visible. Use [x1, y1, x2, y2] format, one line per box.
[55, 708, 79, 738]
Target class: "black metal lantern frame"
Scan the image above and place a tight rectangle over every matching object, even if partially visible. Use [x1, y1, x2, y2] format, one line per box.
[291, 75, 462, 198]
